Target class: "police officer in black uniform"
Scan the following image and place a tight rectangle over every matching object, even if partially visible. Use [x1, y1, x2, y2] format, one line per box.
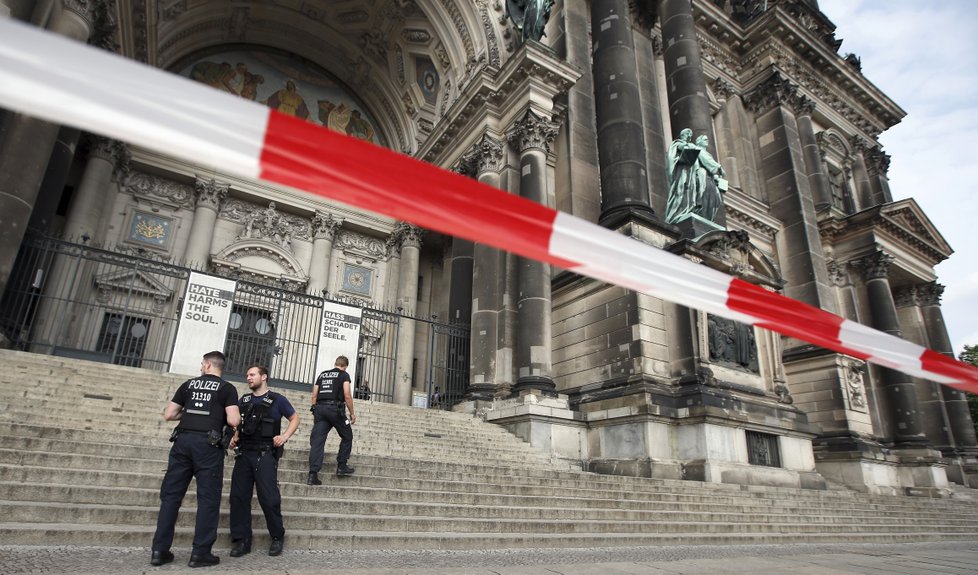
[151, 350, 240, 568]
[227, 364, 299, 558]
[307, 355, 356, 485]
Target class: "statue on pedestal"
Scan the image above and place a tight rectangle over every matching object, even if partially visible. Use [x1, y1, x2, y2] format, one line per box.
[665, 128, 727, 226]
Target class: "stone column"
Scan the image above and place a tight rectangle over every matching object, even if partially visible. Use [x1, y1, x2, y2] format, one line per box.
[856, 252, 928, 447]
[849, 137, 874, 210]
[745, 73, 837, 315]
[27, 127, 81, 233]
[507, 110, 559, 395]
[463, 135, 506, 400]
[651, 35, 672, 144]
[917, 282, 978, 451]
[390, 222, 423, 405]
[183, 177, 228, 269]
[894, 286, 951, 450]
[63, 135, 128, 242]
[659, 0, 714, 151]
[0, 0, 103, 297]
[864, 146, 894, 206]
[796, 107, 833, 210]
[306, 211, 342, 296]
[590, 0, 654, 224]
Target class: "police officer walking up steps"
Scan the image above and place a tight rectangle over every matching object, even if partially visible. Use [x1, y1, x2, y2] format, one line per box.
[228, 364, 299, 558]
[307, 355, 356, 485]
[151, 351, 240, 568]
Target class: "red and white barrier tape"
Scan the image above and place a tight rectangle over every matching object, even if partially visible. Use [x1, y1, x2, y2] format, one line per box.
[2, 19, 977, 391]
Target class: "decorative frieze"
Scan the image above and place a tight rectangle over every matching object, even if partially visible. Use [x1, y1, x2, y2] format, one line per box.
[335, 231, 388, 260]
[127, 172, 194, 209]
[221, 200, 311, 248]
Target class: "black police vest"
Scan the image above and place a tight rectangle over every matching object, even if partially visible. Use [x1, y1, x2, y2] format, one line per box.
[238, 392, 281, 450]
[315, 369, 346, 403]
[178, 375, 228, 433]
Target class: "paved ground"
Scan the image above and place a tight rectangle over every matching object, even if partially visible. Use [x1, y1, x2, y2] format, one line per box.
[1, 541, 977, 575]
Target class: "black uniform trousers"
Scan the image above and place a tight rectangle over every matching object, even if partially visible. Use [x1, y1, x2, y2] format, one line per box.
[152, 432, 225, 555]
[308, 402, 353, 473]
[229, 448, 284, 542]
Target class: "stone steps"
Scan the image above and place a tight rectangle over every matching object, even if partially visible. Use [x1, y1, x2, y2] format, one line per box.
[1, 348, 978, 551]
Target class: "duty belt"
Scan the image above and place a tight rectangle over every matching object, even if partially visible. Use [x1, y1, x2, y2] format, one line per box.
[317, 399, 345, 405]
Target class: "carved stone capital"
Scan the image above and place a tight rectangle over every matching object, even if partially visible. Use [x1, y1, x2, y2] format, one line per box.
[650, 34, 664, 57]
[386, 221, 424, 255]
[893, 286, 919, 308]
[312, 211, 343, 241]
[193, 177, 229, 211]
[463, 134, 506, 176]
[506, 109, 559, 154]
[854, 251, 894, 280]
[713, 77, 736, 102]
[864, 146, 891, 178]
[81, 134, 130, 181]
[917, 282, 945, 307]
[745, 72, 811, 116]
[826, 260, 849, 287]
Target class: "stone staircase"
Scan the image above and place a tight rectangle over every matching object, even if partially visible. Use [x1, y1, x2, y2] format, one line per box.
[1, 348, 978, 551]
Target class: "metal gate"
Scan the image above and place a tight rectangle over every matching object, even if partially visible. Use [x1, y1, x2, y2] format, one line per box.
[1, 234, 469, 406]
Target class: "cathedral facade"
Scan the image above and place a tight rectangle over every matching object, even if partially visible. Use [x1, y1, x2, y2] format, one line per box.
[0, 0, 975, 494]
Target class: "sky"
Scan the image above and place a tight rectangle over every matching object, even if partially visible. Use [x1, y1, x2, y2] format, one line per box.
[818, 0, 978, 356]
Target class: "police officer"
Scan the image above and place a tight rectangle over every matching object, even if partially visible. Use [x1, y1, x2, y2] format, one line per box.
[151, 351, 240, 568]
[307, 355, 356, 485]
[228, 364, 299, 558]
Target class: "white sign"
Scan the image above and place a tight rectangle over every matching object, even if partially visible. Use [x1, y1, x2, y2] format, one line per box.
[169, 272, 237, 375]
[314, 301, 362, 386]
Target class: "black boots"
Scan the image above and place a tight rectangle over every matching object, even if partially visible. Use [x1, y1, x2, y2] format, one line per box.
[229, 539, 251, 557]
[336, 464, 355, 477]
[307, 471, 322, 485]
[150, 550, 174, 566]
[268, 536, 284, 556]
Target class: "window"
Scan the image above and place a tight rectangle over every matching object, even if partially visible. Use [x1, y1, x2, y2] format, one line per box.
[746, 430, 781, 467]
[97, 313, 150, 368]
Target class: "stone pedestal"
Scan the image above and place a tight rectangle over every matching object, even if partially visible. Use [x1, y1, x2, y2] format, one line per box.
[483, 390, 586, 467]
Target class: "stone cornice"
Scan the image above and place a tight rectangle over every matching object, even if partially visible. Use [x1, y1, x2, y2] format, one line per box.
[819, 200, 952, 266]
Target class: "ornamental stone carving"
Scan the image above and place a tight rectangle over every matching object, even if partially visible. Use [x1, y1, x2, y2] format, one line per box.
[843, 360, 868, 411]
[463, 134, 506, 176]
[193, 177, 228, 211]
[334, 231, 387, 259]
[81, 134, 130, 181]
[825, 260, 849, 287]
[917, 282, 945, 307]
[312, 211, 343, 241]
[507, 109, 559, 154]
[386, 222, 424, 255]
[745, 72, 813, 116]
[855, 251, 894, 281]
[865, 146, 892, 178]
[127, 172, 194, 209]
[893, 286, 919, 308]
[221, 200, 312, 246]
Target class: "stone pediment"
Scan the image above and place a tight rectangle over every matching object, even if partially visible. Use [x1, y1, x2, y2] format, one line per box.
[94, 268, 174, 300]
[820, 198, 952, 265]
[212, 239, 308, 290]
